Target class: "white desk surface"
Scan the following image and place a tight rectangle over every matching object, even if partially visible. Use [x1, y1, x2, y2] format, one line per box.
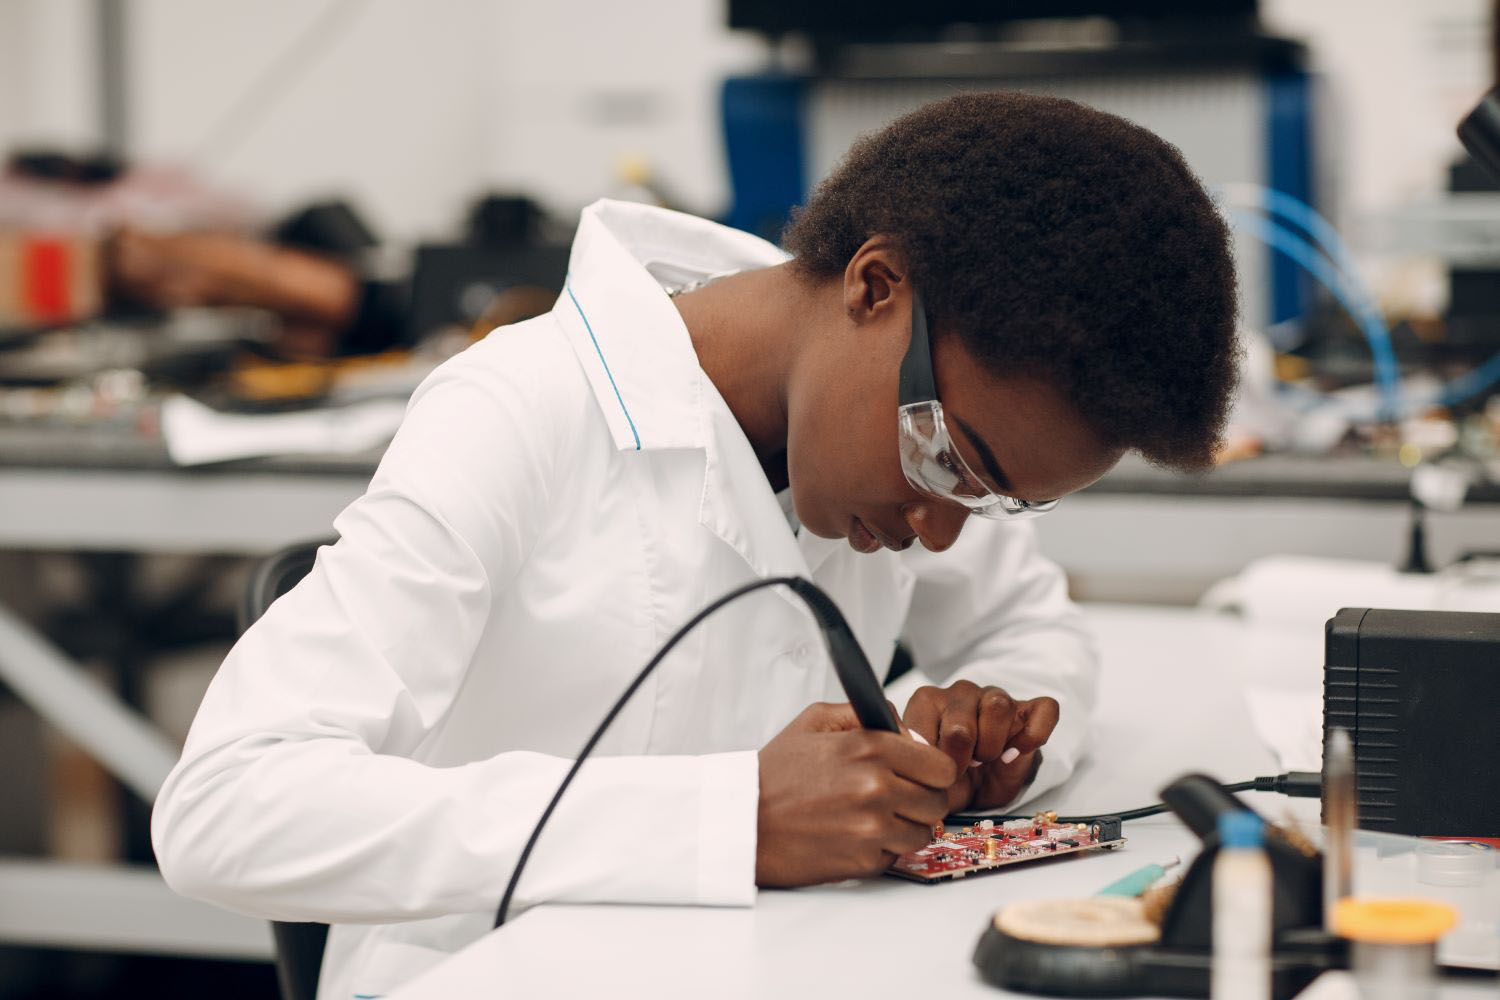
[393, 815, 1210, 999]
[389, 606, 1325, 1000]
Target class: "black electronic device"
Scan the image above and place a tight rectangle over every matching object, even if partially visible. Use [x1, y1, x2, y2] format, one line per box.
[727, 0, 1258, 37]
[1323, 607, 1500, 839]
[1458, 88, 1500, 183]
[407, 243, 570, 343]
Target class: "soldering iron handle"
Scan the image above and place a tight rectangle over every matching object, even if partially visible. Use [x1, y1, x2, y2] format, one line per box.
[788, 577, 902, 733]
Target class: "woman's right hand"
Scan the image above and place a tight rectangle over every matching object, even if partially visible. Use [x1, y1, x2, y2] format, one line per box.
[754, 702, 956, 887]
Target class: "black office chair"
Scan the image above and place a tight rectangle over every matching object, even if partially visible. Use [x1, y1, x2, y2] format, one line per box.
[237, 538, 337, 1000]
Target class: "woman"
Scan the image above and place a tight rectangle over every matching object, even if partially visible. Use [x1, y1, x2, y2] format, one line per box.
[153, 92, 1238, 999]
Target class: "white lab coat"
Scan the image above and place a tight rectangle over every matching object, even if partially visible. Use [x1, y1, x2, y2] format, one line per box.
[152, 199, 1099, 1000]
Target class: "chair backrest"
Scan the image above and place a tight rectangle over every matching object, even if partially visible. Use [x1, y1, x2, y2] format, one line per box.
[239, 539, 335, 1000]
[238, 540, 330, 636]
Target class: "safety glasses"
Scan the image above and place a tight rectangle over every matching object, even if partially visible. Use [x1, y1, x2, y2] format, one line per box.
[897, 293, 1059, 520]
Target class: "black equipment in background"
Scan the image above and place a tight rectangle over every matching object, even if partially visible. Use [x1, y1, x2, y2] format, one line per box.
[728, 0, 1258, 38]
[272, 200, 379, 258]
[407, 194, 570, 343]
[1323, 607, 1500, 839]
[1459, 88, 1500, 182]
[406, 243, 569, 343]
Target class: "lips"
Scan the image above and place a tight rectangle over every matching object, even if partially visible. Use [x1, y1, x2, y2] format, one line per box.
[848, 516, 882, 554]
[850, 516, 911, 553]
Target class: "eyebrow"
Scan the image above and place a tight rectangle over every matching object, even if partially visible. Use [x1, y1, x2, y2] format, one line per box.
[952, 414, 1013, 493]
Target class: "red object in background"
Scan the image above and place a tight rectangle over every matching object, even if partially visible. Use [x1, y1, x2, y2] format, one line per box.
[1424, 837, 1500, 850]
[22, 236, 71, 322]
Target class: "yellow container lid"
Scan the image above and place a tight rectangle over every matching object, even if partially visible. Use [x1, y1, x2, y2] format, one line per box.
[1332, 898, 1458, 945]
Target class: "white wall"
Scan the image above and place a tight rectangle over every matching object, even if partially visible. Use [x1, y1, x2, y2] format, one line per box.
[479, 1, 766, 221]
[126, 0, 766, 240]
[1263, 0, 1491, 217]
[1261, 0, 1491, 313]
[0, 0, 99, 156]
[127, 0, 503, 240]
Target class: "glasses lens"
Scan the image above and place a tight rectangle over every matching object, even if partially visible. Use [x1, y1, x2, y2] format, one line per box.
[897, 402, 1057, 520]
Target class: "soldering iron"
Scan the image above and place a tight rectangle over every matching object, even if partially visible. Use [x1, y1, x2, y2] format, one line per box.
[493, 574, 899, 928]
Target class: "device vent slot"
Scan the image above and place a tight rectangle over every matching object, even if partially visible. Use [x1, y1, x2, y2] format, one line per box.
[1353, 654, 1402, 833]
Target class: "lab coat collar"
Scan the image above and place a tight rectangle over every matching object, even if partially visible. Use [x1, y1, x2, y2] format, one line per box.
[554, 199, 832, 583]
[554, 199, 788, 454]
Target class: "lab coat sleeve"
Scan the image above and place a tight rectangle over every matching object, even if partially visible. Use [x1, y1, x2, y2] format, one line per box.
[151, 340, 759, 924]
[897, 519, 1099, 810]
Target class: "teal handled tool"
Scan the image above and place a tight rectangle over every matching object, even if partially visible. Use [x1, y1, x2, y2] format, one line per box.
[1095, 858, 1180, 898]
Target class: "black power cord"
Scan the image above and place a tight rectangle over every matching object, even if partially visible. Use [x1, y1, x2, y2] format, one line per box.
[494, 572, 909, 928]
[945, 770, 1322, 827]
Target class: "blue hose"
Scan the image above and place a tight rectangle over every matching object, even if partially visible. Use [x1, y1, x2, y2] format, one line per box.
[1227, 183, 1500, 417]
[1229, 209, 1403, 420]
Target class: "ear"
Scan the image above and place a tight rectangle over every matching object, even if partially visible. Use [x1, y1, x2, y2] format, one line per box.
[842, 236, 906, 325]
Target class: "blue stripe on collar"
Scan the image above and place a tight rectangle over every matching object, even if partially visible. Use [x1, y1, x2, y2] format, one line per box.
[564, 276, 641, 451]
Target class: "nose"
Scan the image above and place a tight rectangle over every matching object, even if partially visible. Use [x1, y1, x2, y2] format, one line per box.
[902, 501, 969, 553]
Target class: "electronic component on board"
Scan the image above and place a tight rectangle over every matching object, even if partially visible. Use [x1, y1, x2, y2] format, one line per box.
[888, 813, 1126, 884]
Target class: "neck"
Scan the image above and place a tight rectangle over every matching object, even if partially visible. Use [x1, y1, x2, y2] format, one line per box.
[672, 262, 825, 493]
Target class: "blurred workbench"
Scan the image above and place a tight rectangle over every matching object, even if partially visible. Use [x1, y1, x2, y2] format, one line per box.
[5, 418, 1500, 548]
[1098, 451, 1500, 503]
[6, 416, 1500, 596]
[0, 419, 372, 552]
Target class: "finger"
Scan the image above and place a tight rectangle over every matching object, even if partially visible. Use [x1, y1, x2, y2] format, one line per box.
[937, 684, 982, 770]
[883, 774, 952, 827]
[797, 701, 862, 733]
[871, 732, 959, 790]
[1008, 697, 1061, 754]
[973, 687, 1018, 763]
[901, 686, 943, 747]
[945, 764, 980, 812]
[880, 814, 941, 858]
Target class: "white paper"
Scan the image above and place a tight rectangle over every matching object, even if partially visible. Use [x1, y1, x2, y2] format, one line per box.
[161, 393, 408, 466]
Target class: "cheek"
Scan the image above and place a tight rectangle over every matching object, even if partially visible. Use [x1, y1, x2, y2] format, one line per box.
[785, 418, 839, 536]
[785, 354, 910, 532]
[789, 406, 908, 531]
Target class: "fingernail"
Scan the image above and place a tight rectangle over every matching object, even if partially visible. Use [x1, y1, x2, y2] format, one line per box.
[968, 759, 982, 768]
[909, 730, 930, 746]
[1001, 747, 1021, 764]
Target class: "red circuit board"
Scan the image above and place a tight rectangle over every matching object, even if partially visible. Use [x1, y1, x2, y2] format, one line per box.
[887, 815, 1126, 883]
